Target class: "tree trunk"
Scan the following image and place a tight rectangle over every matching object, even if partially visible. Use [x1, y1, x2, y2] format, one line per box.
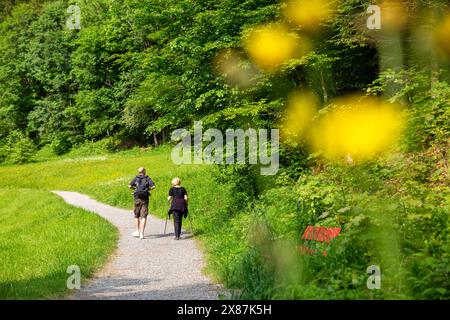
[161, 128, 166, 144]
[320, 70, 329, 105]
[152, 132, 159, 146]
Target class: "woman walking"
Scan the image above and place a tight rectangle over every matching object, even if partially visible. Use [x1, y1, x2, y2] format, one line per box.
[167, 177, 188, 240]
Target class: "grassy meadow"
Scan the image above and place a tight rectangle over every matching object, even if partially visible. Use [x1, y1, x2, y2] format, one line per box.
[1, 142, 448, 300]
[0, 189, 118, 299]
[0, 146, 234, 228]
[0, 143, 234, 299]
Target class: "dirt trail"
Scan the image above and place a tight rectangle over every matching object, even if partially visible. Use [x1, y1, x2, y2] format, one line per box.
[53, 191, 220, 300]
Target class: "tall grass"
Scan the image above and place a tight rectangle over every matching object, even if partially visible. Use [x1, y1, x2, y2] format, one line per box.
[0, 189, 118, 299]
[1, 142, 447, 299]
[0, 144, 235, 298]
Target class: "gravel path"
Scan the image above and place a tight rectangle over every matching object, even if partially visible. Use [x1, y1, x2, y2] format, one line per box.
[52, 191, 221, 300]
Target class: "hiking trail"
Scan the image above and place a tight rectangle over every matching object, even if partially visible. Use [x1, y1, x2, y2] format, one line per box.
[52, 191, 221, 300]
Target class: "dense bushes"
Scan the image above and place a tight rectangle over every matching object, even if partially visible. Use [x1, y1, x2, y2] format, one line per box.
[206, 157, 448, 299]
[197, 71, 449, 299]
[0, 131, 36, 164]
[185, 75, 449, 299]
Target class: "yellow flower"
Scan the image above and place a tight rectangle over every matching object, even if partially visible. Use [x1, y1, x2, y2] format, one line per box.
[310, 95, 404, 161]
[213, 49, 259, 89]
[379, 0, 409, 31]
[244, 24, 308, 72]
[282, 0, 334, 32]
[281, 91, 318, 141]
[434, 14, 450, 59]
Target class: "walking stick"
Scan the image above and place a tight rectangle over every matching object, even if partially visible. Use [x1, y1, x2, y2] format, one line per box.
[187, 213, 194, 235]
[164, 214, 169, 234]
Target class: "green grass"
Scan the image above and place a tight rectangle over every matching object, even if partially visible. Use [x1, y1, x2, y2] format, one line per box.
[0, 189, 118, 299]
[1, 143, 448, 300]
[0, 145, 232, 219]
[0, 145, 234, 299]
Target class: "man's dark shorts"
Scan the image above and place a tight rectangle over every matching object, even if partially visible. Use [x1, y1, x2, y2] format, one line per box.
[134, 198, 149, 219]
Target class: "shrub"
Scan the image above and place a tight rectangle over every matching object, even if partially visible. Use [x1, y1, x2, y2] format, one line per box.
[49, 134, 72, 155]
[2, 131, 36, 165]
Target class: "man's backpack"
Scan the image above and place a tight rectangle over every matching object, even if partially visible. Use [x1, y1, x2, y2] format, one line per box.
[135, 176, 149, 199]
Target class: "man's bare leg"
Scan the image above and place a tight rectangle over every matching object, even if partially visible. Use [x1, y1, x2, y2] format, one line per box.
[133, 218, 140, 237]
[139, 218, 147, 238]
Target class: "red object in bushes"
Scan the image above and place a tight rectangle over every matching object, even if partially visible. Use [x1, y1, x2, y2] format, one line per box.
[301, 226, 341, 243]
[298, 226, 342, 256]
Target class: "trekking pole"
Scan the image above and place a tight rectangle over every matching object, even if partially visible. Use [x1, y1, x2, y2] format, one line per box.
[164, 214, 169, 234]
[187, 213, 194, 235]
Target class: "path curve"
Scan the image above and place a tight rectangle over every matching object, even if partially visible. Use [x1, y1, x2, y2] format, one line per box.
[52, 191, 221, 300]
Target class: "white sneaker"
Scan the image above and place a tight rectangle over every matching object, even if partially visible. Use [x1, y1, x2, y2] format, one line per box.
[139, 233, 144, 239]
[132, 231, 140, 237]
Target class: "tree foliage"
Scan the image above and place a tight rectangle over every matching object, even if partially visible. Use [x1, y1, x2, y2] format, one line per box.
[0, 0, 448, 299]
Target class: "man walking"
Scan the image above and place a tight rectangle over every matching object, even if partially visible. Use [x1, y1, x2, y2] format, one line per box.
[129, 167, 156, 239]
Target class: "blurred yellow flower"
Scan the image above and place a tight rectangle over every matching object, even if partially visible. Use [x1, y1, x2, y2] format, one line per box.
[282, 0, 334, 32]
[281, 91, 319, 141]
[310, 96, 404, 161]
[244, 24, 308, 72]
[212, 49, 259, 89]
[379, 0, 409, 31]
[434, 14, 450, 59]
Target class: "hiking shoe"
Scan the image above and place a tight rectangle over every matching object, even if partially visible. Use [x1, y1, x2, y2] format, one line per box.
[132, 231, 140, 237]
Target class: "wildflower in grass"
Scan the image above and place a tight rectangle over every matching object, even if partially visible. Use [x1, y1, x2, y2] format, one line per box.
[243, 24, 309, 72]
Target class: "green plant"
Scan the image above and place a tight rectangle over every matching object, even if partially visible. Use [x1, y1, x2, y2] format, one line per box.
[2, 131, 36, 165]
